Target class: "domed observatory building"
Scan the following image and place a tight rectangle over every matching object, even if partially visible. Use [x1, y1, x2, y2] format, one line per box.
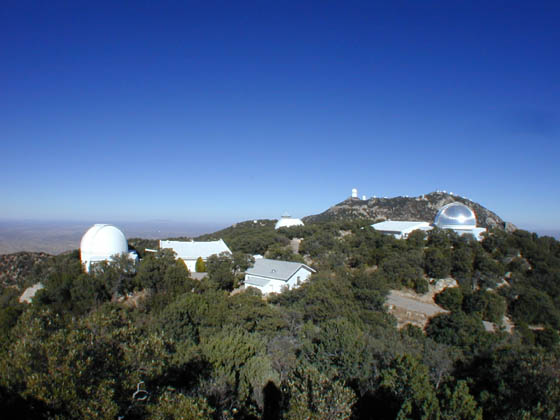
[80, 224, 138, 272]
[434, 203, 486, 240]
[275, 214, 304, 230]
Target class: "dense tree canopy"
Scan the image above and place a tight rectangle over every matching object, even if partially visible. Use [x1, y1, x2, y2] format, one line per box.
[1, 222, 559, 419]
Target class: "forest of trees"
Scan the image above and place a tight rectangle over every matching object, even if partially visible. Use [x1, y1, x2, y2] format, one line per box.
[0, 219, 559, 419]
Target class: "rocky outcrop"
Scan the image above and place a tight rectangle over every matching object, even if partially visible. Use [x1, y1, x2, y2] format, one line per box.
[303, 191, 514, 230]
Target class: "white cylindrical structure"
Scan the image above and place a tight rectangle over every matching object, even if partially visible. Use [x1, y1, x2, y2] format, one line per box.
[352, 188, 358, 198]
[80, 224, 129, 272]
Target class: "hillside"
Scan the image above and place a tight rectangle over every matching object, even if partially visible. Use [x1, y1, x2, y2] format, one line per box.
[303, 191, 515, 230]
[0, 251, 50, 288]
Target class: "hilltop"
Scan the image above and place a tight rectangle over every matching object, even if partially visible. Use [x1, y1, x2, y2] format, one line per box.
[303, 191, 515, 230]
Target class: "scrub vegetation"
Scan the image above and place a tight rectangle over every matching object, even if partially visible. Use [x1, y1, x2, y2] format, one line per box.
[0, 220, 559, 419]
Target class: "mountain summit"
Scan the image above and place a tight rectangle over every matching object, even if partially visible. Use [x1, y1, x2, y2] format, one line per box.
[303, 191, 515, 230]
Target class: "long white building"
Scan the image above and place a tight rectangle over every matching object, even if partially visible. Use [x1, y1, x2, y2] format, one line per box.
[159, 239, 231, 272]
[371, 221, 432, 239]
[275, 214, 304, 230]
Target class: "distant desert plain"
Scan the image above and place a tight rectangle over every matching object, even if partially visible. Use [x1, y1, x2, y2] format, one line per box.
[0, 220, 226, 255]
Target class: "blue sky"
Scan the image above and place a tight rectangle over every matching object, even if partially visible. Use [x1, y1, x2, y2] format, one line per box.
[1, 1, 559, 231]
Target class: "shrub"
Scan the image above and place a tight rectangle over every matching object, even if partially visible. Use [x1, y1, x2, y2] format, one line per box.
[424, 248, 451, 279]
[195, 257, 206, 272]
[435, 287, 463, 312]
[415, 278, 429, 295]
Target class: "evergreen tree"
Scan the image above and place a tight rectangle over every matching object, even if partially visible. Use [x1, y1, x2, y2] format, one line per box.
[195, 256, 206, 272]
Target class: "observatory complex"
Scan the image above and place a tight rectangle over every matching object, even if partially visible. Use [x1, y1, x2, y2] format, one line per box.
[80, 224, 138, 272]
[372, 202, 487, 240]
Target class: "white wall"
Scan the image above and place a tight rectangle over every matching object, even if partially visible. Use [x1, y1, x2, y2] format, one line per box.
[286, 266, 313, 289]
[183, 259, 197, 273]
[245, 267, 313, 295]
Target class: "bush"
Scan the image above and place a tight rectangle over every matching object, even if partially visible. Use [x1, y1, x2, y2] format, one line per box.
[425, 312, 486, 350]
[414, 278, 429, 295]
[435, 287, 463, 312]
[195, 257, 206, 272]
[463, 290, 506, 323]
[535, 328, 560, 350]
[424, 248, 451, 279]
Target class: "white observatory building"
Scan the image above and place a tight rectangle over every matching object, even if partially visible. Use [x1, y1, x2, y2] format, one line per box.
[275, 214, 304, 230]
[80, 224, 138, 272]
[433, 202, 486, 240]
[159, 239, 232, 272]
[371, 202, 487, 241]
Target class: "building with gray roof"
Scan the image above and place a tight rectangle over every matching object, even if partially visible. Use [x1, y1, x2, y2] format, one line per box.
[244, 258, 315, 295]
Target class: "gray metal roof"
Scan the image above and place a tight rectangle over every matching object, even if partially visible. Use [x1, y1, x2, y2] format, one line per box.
[159, 239, 231, 260]
[245, 277, 270, 287]
[245, 258, 315, 281]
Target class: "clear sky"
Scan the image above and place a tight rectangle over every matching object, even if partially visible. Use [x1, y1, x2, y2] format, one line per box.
[1, 1, 559, 231]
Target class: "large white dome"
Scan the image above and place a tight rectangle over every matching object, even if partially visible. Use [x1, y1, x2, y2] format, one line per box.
[434, 203, 477, 229]
[80, 224, 129, 270]
[275, 215, 304, 230]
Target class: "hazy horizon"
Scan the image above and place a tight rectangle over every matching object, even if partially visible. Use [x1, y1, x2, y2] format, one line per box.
[1, 214, 559, 256]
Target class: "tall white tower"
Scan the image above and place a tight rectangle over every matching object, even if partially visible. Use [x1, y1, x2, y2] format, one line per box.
[351, 188, 358, 198]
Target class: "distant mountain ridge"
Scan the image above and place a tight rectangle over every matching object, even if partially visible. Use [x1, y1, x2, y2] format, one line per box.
[303, 191, 515, 230]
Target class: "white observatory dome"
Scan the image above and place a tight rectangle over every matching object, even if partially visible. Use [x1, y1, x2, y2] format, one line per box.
[275, 215, 304, 230]
[434, 203, 477, 229]
[80, 224, 129, 271]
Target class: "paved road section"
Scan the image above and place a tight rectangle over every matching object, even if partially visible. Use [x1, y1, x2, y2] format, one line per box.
[386, 289, 514, 332]
[386, 291, 447, 317]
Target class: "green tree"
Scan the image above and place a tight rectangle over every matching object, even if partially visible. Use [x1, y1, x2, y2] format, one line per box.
[378, 354, 440, 420]
[451, 245, 474, 280]
[162, 259, 194, 296]
[425, 312, 487, 352]
[285, 363, 356, 420]
[465, 347, 560, 420]
[427, 228, 452, 248]
[424, 247, 451, 279]
[462, 290, 506, 323]
[137, 249, 177, 292]
[414, 278, 429, 294]
[438, 380, 482, 420]
[201, 327, 278, 413]
[434, 287, 463, 312]
[265, 244, 305, 263]
[195, 257, 206, 272]
[406, 229, 427, 248]
[299, 318, 372, 383]
[510, 287, 560, 328]
[206, 253, 235, 291]
[146, 392, 213, 420]
[380, 251, 423, 289]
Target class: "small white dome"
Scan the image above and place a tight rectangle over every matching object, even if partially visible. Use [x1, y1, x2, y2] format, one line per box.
[80, 224, 129, 270]
[434, 203, 477, 229]
[275, 215, 304, 230]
